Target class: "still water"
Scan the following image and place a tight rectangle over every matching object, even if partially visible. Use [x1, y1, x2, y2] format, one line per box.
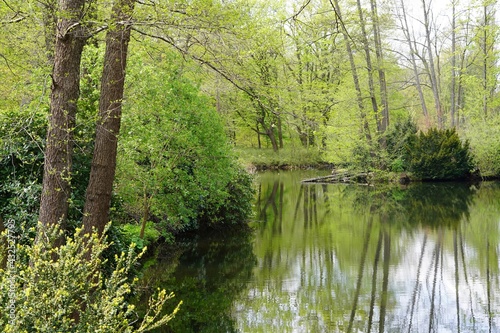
[144, 170, 500, 333]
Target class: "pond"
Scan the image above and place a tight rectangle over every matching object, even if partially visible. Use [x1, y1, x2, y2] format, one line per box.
[141, 170, 500, 333]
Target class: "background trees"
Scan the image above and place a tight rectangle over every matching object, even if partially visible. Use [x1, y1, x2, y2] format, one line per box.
[1, 0, 500, 237]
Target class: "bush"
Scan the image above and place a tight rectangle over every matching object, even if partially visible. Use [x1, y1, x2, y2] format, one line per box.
[0, 223, 180, 332]
[117, 51, 255, 234]
[384, 119, 418, 171]
[120, 222, 164, 250]
[404, 128, 474, 180]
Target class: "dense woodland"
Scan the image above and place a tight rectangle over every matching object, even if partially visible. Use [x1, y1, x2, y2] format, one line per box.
[1, 0, 500, 330]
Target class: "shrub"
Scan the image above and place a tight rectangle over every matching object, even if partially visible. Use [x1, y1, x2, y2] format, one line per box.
[384, 119, 418, 171]
[117, 51, 255, 234]
[404, 128, 474, 180]
[0, 223, 181, 332]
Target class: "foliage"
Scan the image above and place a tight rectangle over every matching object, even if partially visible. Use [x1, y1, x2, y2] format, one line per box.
[384, 119, 418, 171]
[0, 108, 46, 242]
[116, 49, 254, 234]
[199, 166, 255, 228]
[121, 222, 163, 250]
[404, 128, 474, 180]
[235, 146, 325, 170]
[0, 223, 180, 332]
[463, 118, 500, 177]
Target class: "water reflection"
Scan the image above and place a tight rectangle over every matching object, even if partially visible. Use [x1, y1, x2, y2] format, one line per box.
[236, 172, 500, 333]
[139, 229, 256, 333]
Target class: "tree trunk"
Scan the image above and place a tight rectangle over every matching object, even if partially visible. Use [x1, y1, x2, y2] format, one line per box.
[82, 0, 135, 237]
[356, 0, 379, 131]
[451, 0, 457, 127]
[397, 1, 429, 123]
[38, 0, 87, 229]
[332, 0, 372, 144]
[370, 0, 389, 134]
[422, 0, 443, 128]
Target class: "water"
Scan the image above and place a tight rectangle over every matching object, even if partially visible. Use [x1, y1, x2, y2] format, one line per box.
[142, 170, 500, 333]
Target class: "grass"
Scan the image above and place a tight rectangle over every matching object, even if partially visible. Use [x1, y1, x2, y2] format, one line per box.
[234, 146, 329, 170]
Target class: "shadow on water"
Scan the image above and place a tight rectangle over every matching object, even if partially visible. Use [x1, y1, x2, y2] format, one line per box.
[137, 227, 256, 333]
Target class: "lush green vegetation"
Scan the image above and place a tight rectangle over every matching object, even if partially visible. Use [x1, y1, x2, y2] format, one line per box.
[404, 128, 474, 180]
[0, 223, 180, 332]
[1, 0, 500, 330]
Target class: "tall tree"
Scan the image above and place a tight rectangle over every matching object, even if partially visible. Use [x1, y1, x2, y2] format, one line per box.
[331, 0, 372, 144]
[82, 0, 135, 236]
[421, 0, 443, 128]
[38, 0, 87, 228]
[370, 0, 390, 134]
[396, 0, 429, 123]
[356, 0, 380, 130]
[450, 0, 458, 127]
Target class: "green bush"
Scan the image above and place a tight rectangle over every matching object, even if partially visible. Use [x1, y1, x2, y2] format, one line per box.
[404, 128, 474, 180]
[0, 109, 46, 243]
[117, 50, 254, 234]
[384, 119, 418, 171]
[120, 222, 164, 250]
[463, 119, 500, 177]
[0, 223, 180, 332]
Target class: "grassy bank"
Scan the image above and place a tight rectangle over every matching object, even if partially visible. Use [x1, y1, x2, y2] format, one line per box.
[235, 147, 331, 170]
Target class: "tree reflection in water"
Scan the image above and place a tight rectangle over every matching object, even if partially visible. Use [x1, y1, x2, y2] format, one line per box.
[238, 172, 500, 333]
[137, 227, 256, 333]
[136, 172, 500, 333]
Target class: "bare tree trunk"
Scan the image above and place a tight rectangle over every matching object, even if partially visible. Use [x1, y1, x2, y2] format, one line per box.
[38, 0, 87, 229]
[422, 0, 443, 128]
[370, 0, 389, 134]
[451, 0, 457, 127]
[397, 0, 429, 124]
[355, 0, 379, 131]
[82, 0, 135, 237]
[331, 0, 372, 144]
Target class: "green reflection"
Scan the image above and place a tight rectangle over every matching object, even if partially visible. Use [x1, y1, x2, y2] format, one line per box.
[136, 173, 500, 333]
[137, 228, 256, 333]
[237, 172, 500, 333]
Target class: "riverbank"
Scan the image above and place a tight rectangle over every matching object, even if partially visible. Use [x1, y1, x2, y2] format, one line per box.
[235, 147, 333, 171]
[235, 147, 500, 182]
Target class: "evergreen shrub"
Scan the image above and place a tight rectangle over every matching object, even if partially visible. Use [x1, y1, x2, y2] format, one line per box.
[404, 128, 473, 180]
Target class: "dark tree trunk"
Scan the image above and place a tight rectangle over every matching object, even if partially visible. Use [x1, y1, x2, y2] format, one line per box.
[38, 0, 87, 229]
[82, 0, 135, 237]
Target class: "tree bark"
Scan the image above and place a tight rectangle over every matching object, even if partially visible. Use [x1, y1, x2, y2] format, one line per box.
[422, 0, 443, 128]
[38, 0, 87, 229]
[451, 0, 457, 127]
[355, 0, 379, 131]
[82, 0, 135, 236]
[398, 0, 429, 123]
[370, 0, 389, 134]
[331, 0, 372, 144]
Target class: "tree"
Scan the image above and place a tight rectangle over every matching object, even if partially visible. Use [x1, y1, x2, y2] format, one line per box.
[370, 0, 390, 134]
[331, 0, 372, 144]
[395, 0, 429, 124]
[421, 0, 444, 128]
[38, 0, 88, 229]
[82, 0, 135, 237]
